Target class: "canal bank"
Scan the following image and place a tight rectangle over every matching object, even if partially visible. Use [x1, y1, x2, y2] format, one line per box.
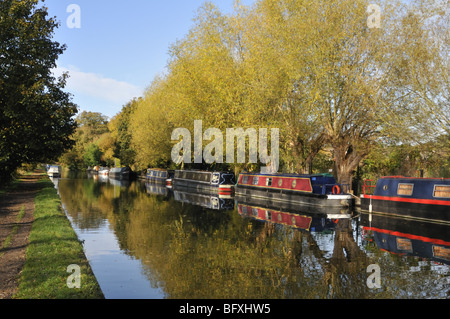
[0, 171, 103, 299]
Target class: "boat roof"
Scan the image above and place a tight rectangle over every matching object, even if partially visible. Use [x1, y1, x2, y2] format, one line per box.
[240, 172, 335, 178]
[380, 176, 450, 181]
[175, 169, 234, 174]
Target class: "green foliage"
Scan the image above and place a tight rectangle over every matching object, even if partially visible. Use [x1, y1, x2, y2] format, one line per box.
[83, 143, 102, 167]
[59, 111, 111, 169]
[109, 99, 139, 166]
[0, 0, 77, 182]
[361, 134, 450, 179]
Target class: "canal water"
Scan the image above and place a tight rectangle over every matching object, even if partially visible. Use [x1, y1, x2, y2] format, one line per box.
[52, 173, 449, 299]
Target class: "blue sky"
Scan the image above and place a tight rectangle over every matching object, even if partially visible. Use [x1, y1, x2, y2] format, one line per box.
[45, 0, 254, 118]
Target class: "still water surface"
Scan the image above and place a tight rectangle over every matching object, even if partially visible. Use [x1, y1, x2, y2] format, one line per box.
[53, 173, 449, 299]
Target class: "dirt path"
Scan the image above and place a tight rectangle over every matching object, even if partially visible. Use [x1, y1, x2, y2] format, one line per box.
[0, 172, 44, 299]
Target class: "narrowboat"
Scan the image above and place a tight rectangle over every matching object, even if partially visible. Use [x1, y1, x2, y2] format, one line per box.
[360, 177, 450, 222]
[47, 165, 61, 178]
[236, 172, 353, 209]
[109, 167, 131, 180]
[146, 168, 174, 187]
[173, 170, 236, 196]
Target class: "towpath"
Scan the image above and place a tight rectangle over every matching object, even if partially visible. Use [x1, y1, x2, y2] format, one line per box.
[0, 172, 44, 299]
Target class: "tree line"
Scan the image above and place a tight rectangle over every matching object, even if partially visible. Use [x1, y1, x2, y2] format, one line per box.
[62, 0, 448, 189]
[2, 0, 447, 190]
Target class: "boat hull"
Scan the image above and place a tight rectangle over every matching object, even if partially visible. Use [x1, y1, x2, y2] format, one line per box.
[361, 195, 450, 223]
[48, 172, 61, 177]
[236, 185, 352, 208]
[173, 179, 234, 197]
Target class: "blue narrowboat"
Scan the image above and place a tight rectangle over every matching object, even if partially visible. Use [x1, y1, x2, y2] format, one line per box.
[236, 172, 353, 209]
[173, 170, 236, 196]
[146, 168, 174, 187]
[360, 176, 450, 222]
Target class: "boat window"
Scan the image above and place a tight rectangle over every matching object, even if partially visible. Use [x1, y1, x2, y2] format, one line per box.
[396, 238, 412, 252]
[434, 185, 450, 198]
[265, 211, 271, 220]
[433, 245, 450, 261]
[242, 175, 248, 184]
[292, 179, 297, 188]
[278, 179, 283, 187]
[253, 176, 259, 185]
[266, 178, 272, 186]
[397, 183, 413, 196]
[252, 208, 258, 216]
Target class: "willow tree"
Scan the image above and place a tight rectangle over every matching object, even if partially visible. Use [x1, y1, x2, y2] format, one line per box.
[243, 0, 445, 185]
[166, 3, 252, 133]
[130, 77, 176, 169]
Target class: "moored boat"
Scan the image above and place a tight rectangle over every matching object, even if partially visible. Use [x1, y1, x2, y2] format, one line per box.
[47, 165, 61, 177]
[146, 168, 174, 187]
[236, 172, 353, 208]
[360, 176, 450, 223]
[98, 167, 109, 176]
[173, 170, 236, 196]
[109, 167, 131, 180]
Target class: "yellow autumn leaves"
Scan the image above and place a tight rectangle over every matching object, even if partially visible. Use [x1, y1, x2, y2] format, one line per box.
[127, 0, 447, 182]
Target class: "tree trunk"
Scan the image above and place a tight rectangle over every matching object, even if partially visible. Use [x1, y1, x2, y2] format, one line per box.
[332, 139, 368, 192]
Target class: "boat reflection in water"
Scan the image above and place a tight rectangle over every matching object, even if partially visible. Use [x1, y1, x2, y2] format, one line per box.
[361, 212, 450, 265]
[145, 182, 172, 198]
[236, 196, 352, 233]
[173, 188, 235, 211]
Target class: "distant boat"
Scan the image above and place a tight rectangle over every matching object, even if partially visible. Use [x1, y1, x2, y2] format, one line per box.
[173, 170, 236, 197]
[361, 176, 450, 223]
[47, 165, 61, 178]
[98, 167, 109, 176]
[109, 167, 131, 180]
[146, 168, 174, 187]
[236, 172, 353, 209]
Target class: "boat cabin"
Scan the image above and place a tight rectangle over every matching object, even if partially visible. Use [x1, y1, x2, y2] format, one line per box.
[238, 173, 346, 195]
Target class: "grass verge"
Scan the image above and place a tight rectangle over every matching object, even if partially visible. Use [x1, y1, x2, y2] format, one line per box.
[14, 180, 104, 299]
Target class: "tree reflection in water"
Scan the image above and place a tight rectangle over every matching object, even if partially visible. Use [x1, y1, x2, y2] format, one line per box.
[57, 177, 450, 299]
